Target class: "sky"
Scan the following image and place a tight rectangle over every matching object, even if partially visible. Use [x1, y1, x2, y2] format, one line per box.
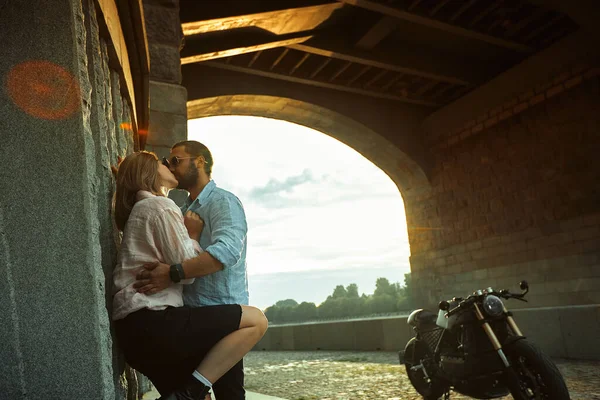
[188, 116, 411, 309]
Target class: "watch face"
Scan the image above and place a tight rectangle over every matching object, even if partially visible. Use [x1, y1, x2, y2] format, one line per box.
[169, 265, 181, 283]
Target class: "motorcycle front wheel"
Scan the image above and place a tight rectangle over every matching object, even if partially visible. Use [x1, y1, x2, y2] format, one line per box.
[505, 339, 570, 400]
[404, 338, 447, 400]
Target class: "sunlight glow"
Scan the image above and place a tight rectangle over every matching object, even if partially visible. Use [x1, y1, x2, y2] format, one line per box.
[188, 116, 410, 275]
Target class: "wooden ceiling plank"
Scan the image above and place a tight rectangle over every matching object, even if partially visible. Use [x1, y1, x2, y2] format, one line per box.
[430, 0, 452, 17]
[381, 73, 403, 91]
[248, 50, 263, 67]
[182, 3, 344, 36]
[523, 14, 564, 42]
[469, 1, 502, 27]
[329, 61, 352, 81]
[289, 43, 471, 85]
[347, 65, 371, 85]
[270, 48, 290, 70]
[309, 58, 331, 79]
[201, 61, 439, 106]
[336, 0, 532, 52]
[408, 0, 423, 11]
[356, 16, 398, 50]
[365, 69, 387, 87]
[290, 53, 311, 75]
[450, 0, 478, 22]
[181, 35, 311, 64]
[506, 7, 547, 37]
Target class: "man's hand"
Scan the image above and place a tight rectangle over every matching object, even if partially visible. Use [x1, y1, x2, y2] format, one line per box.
[184, 210, 204, 240]
[133, 262, 171, 294]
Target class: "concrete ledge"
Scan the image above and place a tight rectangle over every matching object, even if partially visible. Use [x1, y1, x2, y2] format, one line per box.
[257, 305, 600, 360]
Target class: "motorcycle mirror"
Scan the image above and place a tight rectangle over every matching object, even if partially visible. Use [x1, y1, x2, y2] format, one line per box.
[519, 280, 529, 291]
[439, 300, 450, 311]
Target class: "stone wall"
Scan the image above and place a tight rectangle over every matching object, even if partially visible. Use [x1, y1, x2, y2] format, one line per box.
[143, 0, 188, 157]
[256, 305, 600, 360]
[0, 0, 135, 397]
[406, 65, 600, 308]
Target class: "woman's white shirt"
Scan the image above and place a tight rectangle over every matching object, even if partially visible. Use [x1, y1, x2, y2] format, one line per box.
[112, 191, 201, 320]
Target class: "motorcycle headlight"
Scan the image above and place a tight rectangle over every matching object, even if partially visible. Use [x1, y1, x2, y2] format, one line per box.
[483, 295, 504, 317]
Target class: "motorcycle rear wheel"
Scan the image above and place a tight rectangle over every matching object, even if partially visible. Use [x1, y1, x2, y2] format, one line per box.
[404, 338, 447, 400]
[505, 339, 570, 400]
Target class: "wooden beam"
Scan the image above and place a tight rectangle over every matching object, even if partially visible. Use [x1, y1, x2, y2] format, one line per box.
[310, 58, 331, 78]
[356, 16, 398, 50]
[181, 35, 312, 65]
[365, 69, 387, 87]
[408, 0, 423, 11]
[347, 65, 371, 85]
[116, 0, 150, 143]
[290, 53, 311, 75]
[270, 49, 289, 70]
[182, 3, 344, 36]
[289, 42, 471, 85]
[248, 50, 263, 67]
[201, 61, 439, 107]
[469, 2, 501, 27]
[430, 0, 452, 17]
[449, 0, 477, 22]
[96, 0, 138, 129]
[336, 0, 533, 52]
[329, 62, 352, 81]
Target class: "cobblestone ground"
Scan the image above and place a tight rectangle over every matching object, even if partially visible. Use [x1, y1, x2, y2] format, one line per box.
[245, 351, 600, 400]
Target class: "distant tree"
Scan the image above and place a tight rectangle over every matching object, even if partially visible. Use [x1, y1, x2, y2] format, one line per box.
[373, 278, 400, 297]
[367, 293, 397, 314]
[346, 283, 359, 298]
[275, 299, 299, 308]
[264, 305, 281, 323]
[295, 302, 318, 321]
[332, 285, 348, 299]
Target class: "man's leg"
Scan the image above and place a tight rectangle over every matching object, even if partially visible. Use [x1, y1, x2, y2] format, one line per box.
[211, 359, 245, 400]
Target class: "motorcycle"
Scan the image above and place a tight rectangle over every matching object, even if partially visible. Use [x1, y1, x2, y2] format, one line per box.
[398, 281, 570, 399]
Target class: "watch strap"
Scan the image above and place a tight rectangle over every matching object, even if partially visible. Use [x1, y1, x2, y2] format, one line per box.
[169, 263, 184, 283]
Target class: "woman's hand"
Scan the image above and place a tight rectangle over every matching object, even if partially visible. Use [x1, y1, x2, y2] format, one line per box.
[184, 210, 204, 240]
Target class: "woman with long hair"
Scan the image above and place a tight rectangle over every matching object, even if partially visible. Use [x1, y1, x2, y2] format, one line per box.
[112, 151, 267, 400]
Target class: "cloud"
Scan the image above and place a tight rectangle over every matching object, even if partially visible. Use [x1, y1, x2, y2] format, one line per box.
[249, 169, 316, 198]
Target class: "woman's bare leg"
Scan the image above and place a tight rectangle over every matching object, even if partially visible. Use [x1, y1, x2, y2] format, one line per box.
[195, 305, 268, 384]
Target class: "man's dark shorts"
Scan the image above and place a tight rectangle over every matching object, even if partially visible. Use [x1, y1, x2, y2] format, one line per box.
[115, 304, 242, 394]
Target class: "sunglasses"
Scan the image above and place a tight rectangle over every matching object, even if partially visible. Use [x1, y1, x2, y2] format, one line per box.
[162, 156, 196, 168]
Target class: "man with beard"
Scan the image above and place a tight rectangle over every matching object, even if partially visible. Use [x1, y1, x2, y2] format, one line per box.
[134, 140, 250, 399]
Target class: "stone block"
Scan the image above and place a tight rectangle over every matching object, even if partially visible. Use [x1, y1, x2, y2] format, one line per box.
[512, 309, 567, 358]
[280, 326, 295, 350]
[144, 4, 182, 47]
[0, 0, 118, 397]
[149, 80, 188, 115]
[382, 318, 413, 351]
[353, 320, 384, 350]
[310, 322, 355, 350]
[148, 43, 182, 83]
[146, 110, 187, 147]
[559, 305, 600, 359]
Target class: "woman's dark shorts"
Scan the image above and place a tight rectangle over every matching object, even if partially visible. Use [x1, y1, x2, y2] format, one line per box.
[115, 304, 242, 394]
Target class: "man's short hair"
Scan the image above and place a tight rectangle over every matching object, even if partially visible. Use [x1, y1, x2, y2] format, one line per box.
[172, 140, 213, 177]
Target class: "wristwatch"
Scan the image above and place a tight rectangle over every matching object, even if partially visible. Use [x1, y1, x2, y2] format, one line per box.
[169, 263, 185, 283]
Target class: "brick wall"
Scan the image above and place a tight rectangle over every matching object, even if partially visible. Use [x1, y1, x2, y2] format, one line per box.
[406, 65, 600, 308]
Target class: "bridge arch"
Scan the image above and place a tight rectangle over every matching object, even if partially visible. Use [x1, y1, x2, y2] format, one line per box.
[187, 94, 431, 199]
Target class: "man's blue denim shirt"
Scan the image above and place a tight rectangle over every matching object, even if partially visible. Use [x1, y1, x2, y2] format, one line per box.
[180, 180, 249, 307]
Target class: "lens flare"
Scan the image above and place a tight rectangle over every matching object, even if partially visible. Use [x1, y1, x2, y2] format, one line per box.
[6, 60, 80, 120]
